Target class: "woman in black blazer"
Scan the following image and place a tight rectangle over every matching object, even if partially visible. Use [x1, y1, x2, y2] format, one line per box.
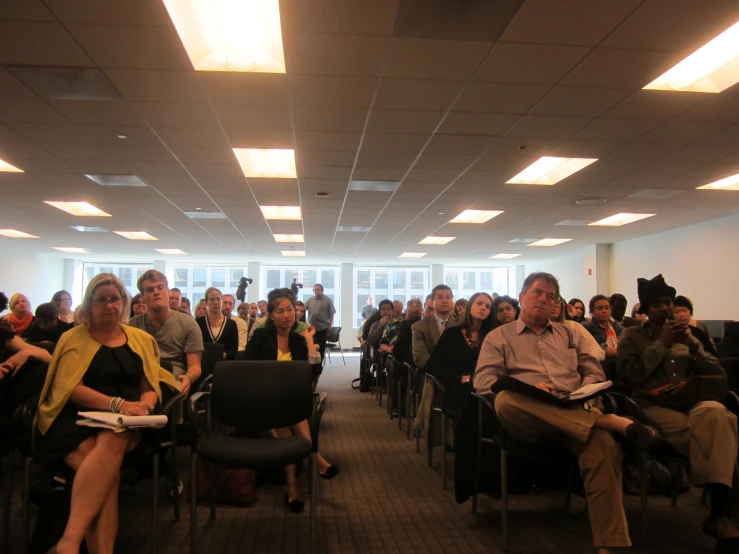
[195, 287, 239, 360]
[245, 288, 338, 513]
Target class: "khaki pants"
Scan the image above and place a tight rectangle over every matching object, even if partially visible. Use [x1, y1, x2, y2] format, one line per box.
[494, 391, 630, 548]
[643, 401, 738, 487]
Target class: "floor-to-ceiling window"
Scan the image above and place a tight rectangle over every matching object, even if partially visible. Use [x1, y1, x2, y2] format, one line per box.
[82, 262, 154, 300]
[260, 266, 341, 326]
[167, 266, 250, 306]
[353, 266, 430, 328]
[444, 267, 511, 300]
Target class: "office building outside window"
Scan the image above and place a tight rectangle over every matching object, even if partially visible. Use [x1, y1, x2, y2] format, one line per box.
[444, 267, 510, 300]
[353, 267, 429, 328]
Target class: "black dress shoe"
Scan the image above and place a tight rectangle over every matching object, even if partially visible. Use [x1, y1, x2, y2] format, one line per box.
[284, 493, 305, 513]
[319, 465, 339, 480]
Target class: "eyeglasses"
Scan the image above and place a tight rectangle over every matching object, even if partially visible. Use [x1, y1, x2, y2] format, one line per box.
[93, 297, 123, 306]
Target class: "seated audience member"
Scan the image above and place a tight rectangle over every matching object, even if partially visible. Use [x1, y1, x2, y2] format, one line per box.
[361, 306, 383, 346]
[552, 295, 604, 361]
[568, 297, 586, 323]
[368, 299, 394, 348]
[168, 287, 182, 311]
[609, 293, 640, 329]
[423, 294, 434, 319]
[248, 300, 269, 340]
[195, 287, 239, 361]
[412, 285, 458, 371]
[475, 272, 659, 554]
[222, 294, 247, 352]
[392, 299, 423, 366]
[582, 295, 624, 358]
[717, 321, 739, 358]
[130, 293, 147, 318]
[380, 298, 418, 355]
[179, 297, 191, 316]
[0, 292, 52, 379]
[426, 292, 495, 419]
[23, 302, 73, 343]
[631, 303, 646, 323]
[36, 273, 179, 554]
[296, 300, 307, 323]
[4, 293, 34, 336]
[249, 302, 259, 319]
[392, 299, 404, 318]
[245, 288, 338, 512]
[194, 300, 207, 318]
[454, 298, 468, 320]
[493, 295, 520, 327]
[237, 301, 249, 321]
[673, 295, 713, 344]
[617, 274, 739, 548]
[129, 270, 202, 394]
[52, 290, 74, 323]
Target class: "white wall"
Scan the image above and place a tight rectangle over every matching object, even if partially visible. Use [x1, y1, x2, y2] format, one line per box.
[611, 213, 739, 320]
[526, 245, 598, 302]
[0, 250, 65, 312]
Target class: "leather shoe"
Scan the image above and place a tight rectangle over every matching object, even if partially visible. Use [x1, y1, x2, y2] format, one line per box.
[284, 493, 305, 513]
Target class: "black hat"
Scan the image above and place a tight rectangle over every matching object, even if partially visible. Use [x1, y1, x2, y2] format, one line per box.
[636, 274, 676, 315]
[673, 295, 693, 314]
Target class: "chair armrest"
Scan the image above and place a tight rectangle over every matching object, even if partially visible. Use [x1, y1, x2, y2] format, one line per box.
[196, 374, 213, 394]
[604, 391, 648, 422]
[162, 391, 185, 415]
[187, 391, 211, 448]
[425, 373, 447, 407]
[470, 392, 508, 447]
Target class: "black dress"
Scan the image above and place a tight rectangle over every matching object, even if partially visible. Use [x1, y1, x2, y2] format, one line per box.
[39, 343, 144, 463]
[195, 315, 239, 361]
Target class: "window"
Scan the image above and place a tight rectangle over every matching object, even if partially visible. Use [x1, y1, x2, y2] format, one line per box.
[229, 269, 243, 288]
[444, 267, 511, 300]
[211, 269, 225, 288]
[192, 268, 206, 287]
[353, 266, 430, 328]
[166, 265, 252, 308]
[82, 262, 154, 300]
[260, 266, 341, 326]
[174, 268, 188, 288]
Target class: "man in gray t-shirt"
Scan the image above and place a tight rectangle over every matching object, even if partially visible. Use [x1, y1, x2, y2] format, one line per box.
[305, 284, 336, 362]
[129, 270, 203, 393]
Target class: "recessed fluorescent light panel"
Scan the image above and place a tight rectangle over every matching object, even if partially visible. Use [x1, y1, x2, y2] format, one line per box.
[260, 205, 301, 220]
[0, 229, 38, 238]
[506, 157, 598, 185]
[274, 234, 304, 243]
[155, 249, 187, 255]
[527, 238, 573, 247]
[348, 180, 401, 192]
[85, 174, 148, 187]
[491, 253, 521, 259]
[71, 226, 109, 232]
[399, 252, 427, 258]
[337, 226, 371, 232]
[163, 0, 286, 73]
[44, 201, 111, 217]
[232, 148, 296, 178]
[697, 173, 739, 191]
[588, 213, 655, 227]
[449, 210, 503, 224]
[184, 211, 226, 219]
[52, 247, 90, 254]
[419, 236, 455, 245]
[0, 159, 23, 172]
[644, 20, 739, 93]
[282, 250, 305, 257]
[114, 231, 158, 240]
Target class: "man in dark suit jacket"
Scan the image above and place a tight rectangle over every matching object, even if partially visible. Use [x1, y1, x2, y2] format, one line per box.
[412, 284, 458, 371]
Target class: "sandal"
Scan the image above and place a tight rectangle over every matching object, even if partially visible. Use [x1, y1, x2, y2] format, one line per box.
[624, 417, 660, 451]
[319, 465, 340, 480]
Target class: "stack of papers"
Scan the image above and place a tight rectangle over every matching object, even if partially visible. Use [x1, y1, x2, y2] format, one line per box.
[76, 411, 167, 433]
[566, 380, 613, 400]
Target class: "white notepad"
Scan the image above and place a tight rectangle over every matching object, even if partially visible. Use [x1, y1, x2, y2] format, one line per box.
[76, 411, 167, 432]
[566, 380, 613, 400]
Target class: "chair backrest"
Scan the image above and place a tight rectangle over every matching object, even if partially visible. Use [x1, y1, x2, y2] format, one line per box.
[326, 327, 341, 342]
[234, 350, 248, 360]
[210, 360, 313, 431]
[201, 342, 225, 380]
[719, 357, 739, 389]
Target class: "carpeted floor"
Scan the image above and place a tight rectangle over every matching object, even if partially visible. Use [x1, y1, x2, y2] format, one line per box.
[4, 354, 720, 553]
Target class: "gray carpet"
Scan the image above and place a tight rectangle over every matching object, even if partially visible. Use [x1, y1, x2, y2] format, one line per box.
[4, 354, 720, 552]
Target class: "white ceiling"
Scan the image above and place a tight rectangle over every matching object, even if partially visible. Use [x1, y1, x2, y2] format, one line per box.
[1, 0, 739, 265]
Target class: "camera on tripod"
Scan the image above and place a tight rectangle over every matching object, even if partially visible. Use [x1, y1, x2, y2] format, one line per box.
[236, 276, 253, 302]
[290, 278, 303, 298]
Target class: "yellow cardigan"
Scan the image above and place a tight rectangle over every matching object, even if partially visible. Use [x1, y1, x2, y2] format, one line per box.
[37, 324, 180, 435]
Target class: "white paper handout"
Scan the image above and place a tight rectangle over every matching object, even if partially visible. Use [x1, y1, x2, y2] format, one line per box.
[76, 411, 167, 432]
[566, 380, 613, 400]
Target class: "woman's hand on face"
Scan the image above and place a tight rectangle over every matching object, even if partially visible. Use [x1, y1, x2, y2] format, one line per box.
[120, 400, 155, 416]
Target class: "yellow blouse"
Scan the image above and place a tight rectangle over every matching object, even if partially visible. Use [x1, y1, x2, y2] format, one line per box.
[277, 350, 292, 361]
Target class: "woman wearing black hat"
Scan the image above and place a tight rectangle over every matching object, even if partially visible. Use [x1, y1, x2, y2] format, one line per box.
[672, 295, 715, 354]
[617, 275, 739, 549]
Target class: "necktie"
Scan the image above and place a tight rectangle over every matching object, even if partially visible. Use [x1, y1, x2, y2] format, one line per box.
[440, 320, 446, 334]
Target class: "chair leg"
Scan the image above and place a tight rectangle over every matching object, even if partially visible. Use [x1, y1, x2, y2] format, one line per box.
[339, 343, 345, 365]
[190, 453, 197, 554]
[397, 381, 403, 431]
[309, 452, 317, 554]
[23, 456, 31, 554]
[388, 375, 394, 420]
[441, 415, 448, 490]
[1, 453, 13, 554]
[501, 449, 508, 552]
[170, 443, 181, 523]
[406, 379, 412, 440]
[208, 462, 216, 520]
[563, 461, 574, 513]
[152, 452, 159, 554]
[427, 412, 435, 468]
[641, 451, 648, 546]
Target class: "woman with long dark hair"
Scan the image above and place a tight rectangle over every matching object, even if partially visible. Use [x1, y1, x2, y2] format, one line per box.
[295, 300, 307, 323]
[493, 295, 520, 328]
[425, 292, 496, 418]
[52, 290, 74, 323]
[568, 298, 586, 323]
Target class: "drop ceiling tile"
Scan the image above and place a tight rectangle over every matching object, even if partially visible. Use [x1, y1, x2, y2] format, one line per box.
[0, 66, 36, 98]
[104, 69, 206, 103]
[384, 38, 492, 81]
[414, 153, 479, 170]
[65, 160, 134, 174]
[211, 104, 292, 130]
[45, 0, 170, 25]
[637, 121, 732, 144]
[295, 150, 355, 167]
[0, 99, 66, 124]
[280, 0, 399, 34]
[0, 123, 27, 143]
[50, 100, 143, 125]
[499, 0, 641, 46]
[0, 0, 55, 21]
[153, 126, 229, 149]
[43, 143, 115, 161]
[375, 79, 464, 111]
[0, 22, 94, 66]
[297, 166, 352, 180]
[184, 162, 243, 178]
[438, 113, 521, 136]
[352, 167, 408, 181]
[355, 151, 416, 169]
[283, 32, 388, 77]
[289, 75, 377, 109]
[361, 133, 429, 154]
[561, 48, 676, 89]
[573, 118, 664, 141]
[701, 125, 739, 146]
[292, 107, 369, 132]
[295, 131, 361, 152]
[475, 43, 591, 84]
[405, 168, 461, 183]
[606, 142, 686, 160]
[531, 86, 634, 117]
[198, 72, 289, 105]
[132, 102, 218, 128]
[0, 141, 55, 160]
[78, 124, 160, 145]
[507, 115, 592, 139]
[366, 110, 444, 134]
[454, 83, 550, 114]
[5, 122, 93, 144]
[65, 24, 191, 70]
[224, 128, 295, 149]
[604, 90, 710, 120]
[549, 139, 625, 158]
[104, 144, 176, 163]
[124, 161, 188, 176]
[425, 135, 498, 155]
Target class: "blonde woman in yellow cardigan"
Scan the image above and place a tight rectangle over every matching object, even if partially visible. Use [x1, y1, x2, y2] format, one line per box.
[37, 273, 178, 554]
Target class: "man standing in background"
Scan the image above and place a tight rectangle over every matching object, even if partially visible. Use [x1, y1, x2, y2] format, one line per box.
[305, 284, 335, 362]
[362, 296, 377, 321]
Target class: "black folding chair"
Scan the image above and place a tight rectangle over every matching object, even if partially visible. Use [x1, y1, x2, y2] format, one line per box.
[188, 360, 319, 554]
[324, 327, 344, 365]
